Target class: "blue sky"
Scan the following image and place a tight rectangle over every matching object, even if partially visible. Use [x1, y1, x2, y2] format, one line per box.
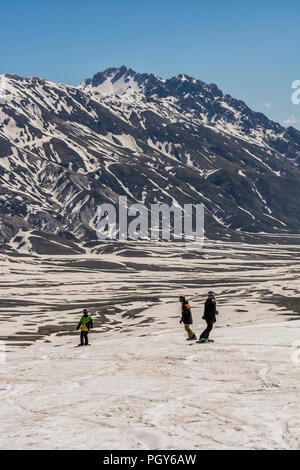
[1, 0, 300, 129]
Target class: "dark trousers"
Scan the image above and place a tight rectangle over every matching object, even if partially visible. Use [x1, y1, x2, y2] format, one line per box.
[200, 319, 214, 339]
[80, 331, 89, 345]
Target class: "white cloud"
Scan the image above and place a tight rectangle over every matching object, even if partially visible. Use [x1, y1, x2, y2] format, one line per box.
[283, 116, 297, 126]
[264, 102, 272, 108]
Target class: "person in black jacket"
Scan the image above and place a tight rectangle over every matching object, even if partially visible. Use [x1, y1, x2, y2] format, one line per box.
[199, 291, 218, 341]
[179, 296, 197, 340]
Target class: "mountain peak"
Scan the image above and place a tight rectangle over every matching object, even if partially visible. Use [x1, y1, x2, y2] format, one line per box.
[79, 66, 165, 97]
[79, 66, 223, 100]
[175, 73, 194, 82]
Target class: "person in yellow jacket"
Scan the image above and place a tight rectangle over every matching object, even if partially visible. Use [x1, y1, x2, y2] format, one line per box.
[76, 308, 93, 346]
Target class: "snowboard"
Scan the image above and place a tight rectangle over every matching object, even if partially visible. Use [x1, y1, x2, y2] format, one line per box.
[196, 338, 214, 343]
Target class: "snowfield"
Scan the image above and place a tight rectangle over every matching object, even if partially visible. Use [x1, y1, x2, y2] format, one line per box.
[0, 241, 299, 450]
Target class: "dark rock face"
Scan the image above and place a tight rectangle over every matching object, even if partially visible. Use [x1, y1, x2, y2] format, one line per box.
[0, 67, 300, 253]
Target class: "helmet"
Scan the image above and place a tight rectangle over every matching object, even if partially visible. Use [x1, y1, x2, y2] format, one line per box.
[208, 291, 215, 298]
[179, 296, 185, 302]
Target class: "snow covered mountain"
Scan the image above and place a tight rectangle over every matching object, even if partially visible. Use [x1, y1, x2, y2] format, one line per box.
[1, 66, 300, 253]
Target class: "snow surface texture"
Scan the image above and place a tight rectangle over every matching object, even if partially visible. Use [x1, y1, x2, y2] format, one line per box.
[1, 314, 299, 450]
[0, 241, 299, 450]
